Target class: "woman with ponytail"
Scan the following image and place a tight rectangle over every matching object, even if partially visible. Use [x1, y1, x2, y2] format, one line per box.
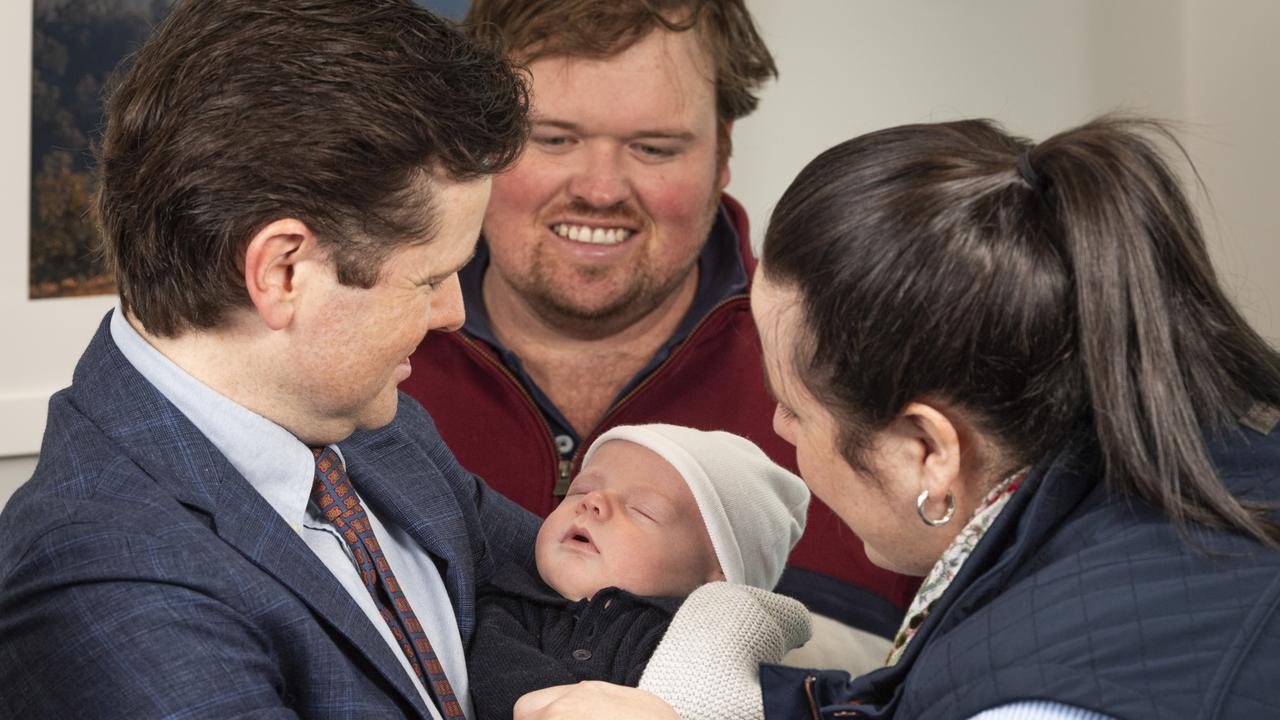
[515, 116, 1280, 720]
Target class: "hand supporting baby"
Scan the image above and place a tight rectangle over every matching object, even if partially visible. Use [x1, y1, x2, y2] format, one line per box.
[515, 583, 812, 720]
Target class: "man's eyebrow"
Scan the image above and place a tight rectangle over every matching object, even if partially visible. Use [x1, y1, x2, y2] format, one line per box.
[629, 130, 697, 143]
[532, 118, 696, 143]
[427, 249, 476, 283]
[531, 119, 579, 132]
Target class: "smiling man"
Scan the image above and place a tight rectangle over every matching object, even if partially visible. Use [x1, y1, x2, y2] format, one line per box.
[0, 1, 539, 717]
[399, 0, 919, 660]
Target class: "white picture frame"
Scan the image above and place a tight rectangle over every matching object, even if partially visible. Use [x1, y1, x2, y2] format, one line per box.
[2, 1, 116, 459]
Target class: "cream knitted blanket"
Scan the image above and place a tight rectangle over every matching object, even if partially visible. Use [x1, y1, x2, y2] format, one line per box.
[638, 582, 812, 720]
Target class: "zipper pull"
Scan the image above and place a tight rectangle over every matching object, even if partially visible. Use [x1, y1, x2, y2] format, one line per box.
[555, 459, 573, 496]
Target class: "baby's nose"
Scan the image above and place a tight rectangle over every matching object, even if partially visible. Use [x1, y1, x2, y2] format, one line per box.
[577, 489, 612, 519]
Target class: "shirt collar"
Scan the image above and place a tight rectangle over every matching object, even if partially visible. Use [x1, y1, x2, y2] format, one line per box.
[109, 308, 318, 528]
[886, 468, 1028, 666]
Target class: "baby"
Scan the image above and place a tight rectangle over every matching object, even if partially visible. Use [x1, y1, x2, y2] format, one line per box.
[467, 424, 812, 720]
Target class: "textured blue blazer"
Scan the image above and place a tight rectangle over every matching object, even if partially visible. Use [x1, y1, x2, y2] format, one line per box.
[0, 314, 541, 718]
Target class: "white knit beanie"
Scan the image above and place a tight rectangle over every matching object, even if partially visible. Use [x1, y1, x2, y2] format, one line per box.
[582, 424, 810, 590]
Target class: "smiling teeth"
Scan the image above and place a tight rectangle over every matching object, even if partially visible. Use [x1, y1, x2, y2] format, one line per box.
[554, 223, 632, 245]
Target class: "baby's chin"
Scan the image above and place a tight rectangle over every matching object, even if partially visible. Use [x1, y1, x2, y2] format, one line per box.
[536, 556, 605, 601]
[541, 565, 657, 600]
[545, 574, 604, 601]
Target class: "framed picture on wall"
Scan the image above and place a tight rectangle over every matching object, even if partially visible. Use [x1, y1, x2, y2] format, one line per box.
[28, 0, 178, 301]
[27, 0, 467, 301]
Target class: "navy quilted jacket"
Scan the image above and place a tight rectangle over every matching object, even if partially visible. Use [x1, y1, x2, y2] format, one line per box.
[762, 420, 1280, 719]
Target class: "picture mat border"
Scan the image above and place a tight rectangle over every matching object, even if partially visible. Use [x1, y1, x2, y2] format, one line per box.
[3, 1, 117, 459]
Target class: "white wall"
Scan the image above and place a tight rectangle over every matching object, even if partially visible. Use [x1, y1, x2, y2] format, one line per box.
[0, 456, 38, 509]
[1183, 0, 1280, 342]
[2, 1, 1277, 508]
[2, 1, 116, 507]
[733, 0, 1278, 344]
[733, 0, 1182, 214]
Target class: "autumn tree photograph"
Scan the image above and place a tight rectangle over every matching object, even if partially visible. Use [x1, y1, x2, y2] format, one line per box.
[29, 0, 175, 299]
[28, 0, 464, 300]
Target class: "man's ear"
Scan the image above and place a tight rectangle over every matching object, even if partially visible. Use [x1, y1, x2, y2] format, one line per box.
[242, 218, 315, 331]
[898, 401, 962, 510]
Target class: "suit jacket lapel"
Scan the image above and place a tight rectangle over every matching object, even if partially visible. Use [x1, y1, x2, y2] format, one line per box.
[342, 424, 476, 637]
[209, 478, 431, 717]
[70, 314, 432, 718]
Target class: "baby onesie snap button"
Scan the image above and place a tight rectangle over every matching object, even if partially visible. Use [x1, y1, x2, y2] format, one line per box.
[572, 648, 592, 661]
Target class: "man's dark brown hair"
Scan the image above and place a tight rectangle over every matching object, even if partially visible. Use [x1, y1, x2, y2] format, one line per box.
[95, 0, 529, 337]
[465, 0, 776, 158]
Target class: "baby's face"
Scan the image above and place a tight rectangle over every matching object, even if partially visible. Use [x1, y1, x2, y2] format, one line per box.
[535, 440, 724, 600]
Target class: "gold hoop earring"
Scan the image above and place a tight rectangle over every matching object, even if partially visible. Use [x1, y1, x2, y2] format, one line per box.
[916, 489, 955, 527]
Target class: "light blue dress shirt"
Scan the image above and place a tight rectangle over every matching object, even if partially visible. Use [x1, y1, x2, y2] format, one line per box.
[975, 702, 1113, 719]
[110, 309, 470, 720]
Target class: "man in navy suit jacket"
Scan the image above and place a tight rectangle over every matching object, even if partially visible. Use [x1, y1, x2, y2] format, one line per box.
[0, 1, 537, 717]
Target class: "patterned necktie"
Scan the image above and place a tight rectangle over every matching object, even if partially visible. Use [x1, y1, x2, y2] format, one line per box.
[310, 447, 465, 720]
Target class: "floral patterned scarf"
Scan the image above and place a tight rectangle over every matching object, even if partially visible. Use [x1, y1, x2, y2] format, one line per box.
[885, 469, 1027, 666]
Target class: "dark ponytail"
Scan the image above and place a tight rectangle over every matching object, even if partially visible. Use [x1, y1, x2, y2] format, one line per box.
[763, 115, 1280, 546]
[1031, 119, 1280, 543]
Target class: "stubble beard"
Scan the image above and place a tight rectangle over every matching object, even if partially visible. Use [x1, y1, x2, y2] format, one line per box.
[517, 248, 701, 341]
[516, 172, 725, 337]
[520, 193, 721, 340]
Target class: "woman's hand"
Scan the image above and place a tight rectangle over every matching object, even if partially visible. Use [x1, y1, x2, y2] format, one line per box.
[513, 681, 679, 720]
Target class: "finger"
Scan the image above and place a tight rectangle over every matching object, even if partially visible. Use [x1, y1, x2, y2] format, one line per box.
[513, 683, 575, 718]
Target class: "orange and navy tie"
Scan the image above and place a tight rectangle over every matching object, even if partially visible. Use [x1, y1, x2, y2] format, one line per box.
[310, 446, 466, 720]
